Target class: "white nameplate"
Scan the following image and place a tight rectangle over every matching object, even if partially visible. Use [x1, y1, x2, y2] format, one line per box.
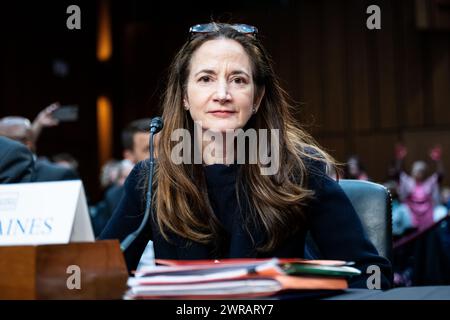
[0, 180, 94, 246]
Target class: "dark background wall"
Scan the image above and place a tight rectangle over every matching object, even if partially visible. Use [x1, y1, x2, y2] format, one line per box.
[1, 0, 449, 201]
[0, 0, 100, 199]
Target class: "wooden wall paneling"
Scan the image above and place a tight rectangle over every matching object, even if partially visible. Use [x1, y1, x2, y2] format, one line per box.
[316, 136, 347, 165]
[376, 0, 398, 129]
[354, 133, 399, 182]
[367, 29, 381, 133]
[400, 0, 426, 128]
[346, 0, 372, 132]
[364, 0, 382, 132]
[297, 0, 324, 134]
[321, 0, 346, 133]
[271, 9, 302, 104]
[341, 1, 354, 156]
[430, 34, 450, 126]
[122, 23, 148, 123]
[392, 0, 407, 132]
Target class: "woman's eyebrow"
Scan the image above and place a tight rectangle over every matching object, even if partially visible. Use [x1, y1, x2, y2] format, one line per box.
[229, 70, 250, 77]
[194, 69, 216, 77]
[194, 69, 250, 77]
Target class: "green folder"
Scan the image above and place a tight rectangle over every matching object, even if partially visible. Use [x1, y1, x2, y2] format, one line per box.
[281, 263, 362, 277]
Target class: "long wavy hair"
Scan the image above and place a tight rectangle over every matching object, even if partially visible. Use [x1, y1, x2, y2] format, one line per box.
[152, 23, 335, 253]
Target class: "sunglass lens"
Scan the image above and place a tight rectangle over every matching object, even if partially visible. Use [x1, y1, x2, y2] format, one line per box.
[190, 24, 213, 33]
[234, 24, 255, 34]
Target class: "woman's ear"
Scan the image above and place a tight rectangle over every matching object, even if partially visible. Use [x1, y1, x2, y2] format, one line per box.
[183, 97, 190, 110]
[254, 87, 265, 112]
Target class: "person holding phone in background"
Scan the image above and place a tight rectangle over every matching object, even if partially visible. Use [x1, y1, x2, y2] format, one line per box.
[0, 103, 79, 182]
[31, 102, 79, 143]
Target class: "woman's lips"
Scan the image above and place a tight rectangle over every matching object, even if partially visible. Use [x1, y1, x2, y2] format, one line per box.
[209, 111, 236, 118]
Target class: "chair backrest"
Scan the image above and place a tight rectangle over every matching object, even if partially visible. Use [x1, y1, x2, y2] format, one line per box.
[338, 179, 393, 262]
[305, 179, 393, 263]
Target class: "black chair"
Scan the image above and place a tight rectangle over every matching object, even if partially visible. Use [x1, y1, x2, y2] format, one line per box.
[338, 179, 393, 262]
[306, 179, 393, 262]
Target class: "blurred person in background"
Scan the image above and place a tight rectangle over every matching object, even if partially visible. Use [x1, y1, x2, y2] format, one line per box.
[395, 144, 444, 231]
[0, 114, 78, 182]
[90, 159, 121, 235]
[91, 119, 152, 236]
[344, 155, 369, 181]
[433, 187, 450, 222]
[392, 146, 449, 287]
[120, 118, 156, 267]
[52, 152, 79, 174]
[0, 136, 34, 183]
[122, 118, 151, 164]
[107, 118, 153, 208]
[99, 159, 122, 191]
[440, 187, 450, 211]
[384, 181, 413, 238]
[91, 159, 134, 236]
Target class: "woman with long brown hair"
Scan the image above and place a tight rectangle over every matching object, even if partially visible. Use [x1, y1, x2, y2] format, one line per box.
[100, 23, 391, 288]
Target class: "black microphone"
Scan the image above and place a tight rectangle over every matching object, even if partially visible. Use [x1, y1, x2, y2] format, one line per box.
[120, 116, 163, 252]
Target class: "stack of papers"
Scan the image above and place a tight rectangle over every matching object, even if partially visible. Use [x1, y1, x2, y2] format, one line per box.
[124, 258, 361, 299]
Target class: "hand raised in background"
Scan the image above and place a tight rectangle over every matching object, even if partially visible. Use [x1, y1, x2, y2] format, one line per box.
[429, 145, 442, 162]
[34, 102, 60, 127]
[30, 102, 61, 144]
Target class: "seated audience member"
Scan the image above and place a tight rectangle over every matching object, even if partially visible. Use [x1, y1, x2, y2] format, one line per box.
[122, 118, 151, 164]
[100, 160, 122, 191]
[344, 155, 369, 180]
[384, 181, 413, 237]
[440, 187, 450, 211]
[52, 152, 79, 174]
[116, 159, 134, 186]
[100, 22, 392, 288]
[433, 187, 450, 222]
[395, 144, 444, 231]
[0, 136, 34, 183]
[91, 160, 133, 236]
[0, 116, 78, 182]
[393, 146, 449, 287]
[91, 120, 152, 236]
[106, 119, 153, 212]
[91, 160, 121, 236]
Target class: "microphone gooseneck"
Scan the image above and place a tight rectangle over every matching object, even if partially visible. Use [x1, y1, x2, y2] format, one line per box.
[120, 117, 163, 252]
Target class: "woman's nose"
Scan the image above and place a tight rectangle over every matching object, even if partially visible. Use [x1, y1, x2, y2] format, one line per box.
[213, 81, 231, 104]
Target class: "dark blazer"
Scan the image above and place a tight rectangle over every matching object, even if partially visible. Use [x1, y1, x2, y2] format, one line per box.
[100, 160, 392, 289]
[33, 159, 78, 182]
[0, 136, 34, 183]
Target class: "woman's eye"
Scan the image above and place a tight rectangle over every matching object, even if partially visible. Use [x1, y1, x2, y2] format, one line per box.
[198, 76, 211, 83]
[232, 77, 247, 84]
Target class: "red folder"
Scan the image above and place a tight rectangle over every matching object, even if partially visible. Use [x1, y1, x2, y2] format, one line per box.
[155, 258, 352, 267]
